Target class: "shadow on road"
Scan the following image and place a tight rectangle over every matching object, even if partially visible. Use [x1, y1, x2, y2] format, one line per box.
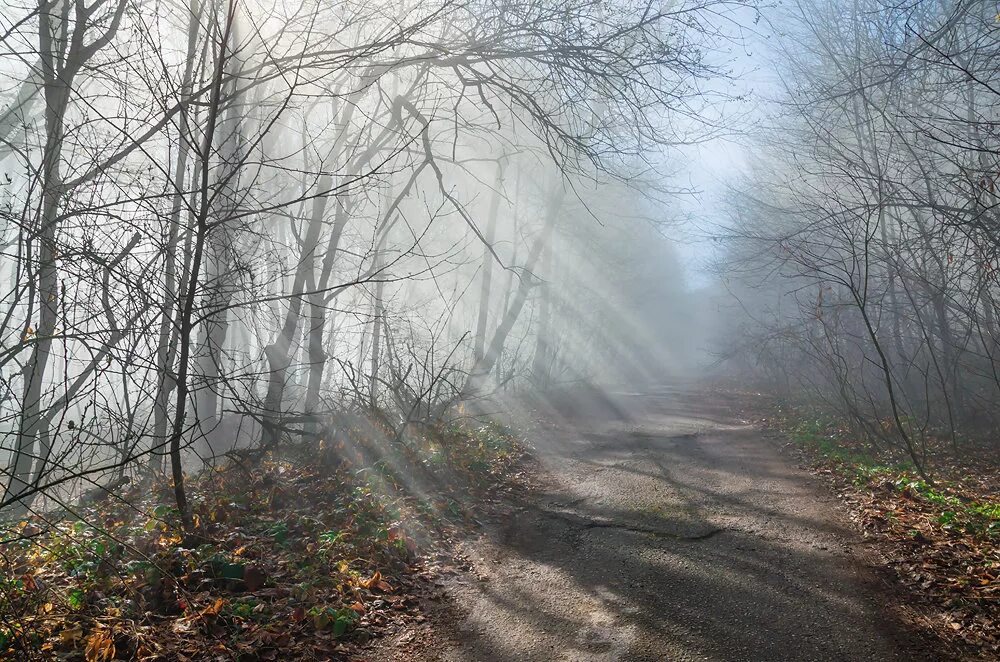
[437, 385, 934, 662]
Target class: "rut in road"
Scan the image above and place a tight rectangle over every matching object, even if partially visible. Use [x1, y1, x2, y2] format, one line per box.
[400, 387, 931, 662]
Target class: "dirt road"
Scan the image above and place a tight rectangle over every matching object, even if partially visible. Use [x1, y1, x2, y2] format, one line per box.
[381, 387, 931, 661]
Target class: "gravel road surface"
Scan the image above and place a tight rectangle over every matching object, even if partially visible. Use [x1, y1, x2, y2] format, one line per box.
[377, 387, 931, 661]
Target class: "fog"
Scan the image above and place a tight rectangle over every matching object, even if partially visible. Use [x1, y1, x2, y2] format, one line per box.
[1, 0, 996, 523]
[706, 0, 1000, 480]
[0, 0, 737, 517]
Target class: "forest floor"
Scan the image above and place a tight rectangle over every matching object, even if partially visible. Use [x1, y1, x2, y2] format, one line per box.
[750, 396, 1000, 660]
[0, 421, 525, 661]
[368, 386, 948, 661]
[5, 387, 993, 660]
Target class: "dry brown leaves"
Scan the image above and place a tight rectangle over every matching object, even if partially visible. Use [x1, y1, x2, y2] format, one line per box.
[745, 399, 1000, 661]
[0, 425, 526, 661]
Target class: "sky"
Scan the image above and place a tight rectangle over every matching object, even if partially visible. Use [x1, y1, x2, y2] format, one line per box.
[673, 0, 785, 288]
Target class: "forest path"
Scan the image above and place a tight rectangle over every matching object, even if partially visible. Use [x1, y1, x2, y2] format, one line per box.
[384, 387, 929, 661]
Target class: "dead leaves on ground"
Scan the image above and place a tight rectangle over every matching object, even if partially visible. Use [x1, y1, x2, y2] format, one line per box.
[844, 477, 1000, 658]
[752, 401, 1000, 660]
[0, 423, 525, 661]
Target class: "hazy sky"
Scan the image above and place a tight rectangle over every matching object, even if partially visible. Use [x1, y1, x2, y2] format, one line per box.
[674, 2, 784, 287]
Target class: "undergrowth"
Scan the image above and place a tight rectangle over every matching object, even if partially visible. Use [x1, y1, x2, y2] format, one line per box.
[0, 419, 522, 661]
[762, 404, 1000, 659]
[783, 414, 1000, 539]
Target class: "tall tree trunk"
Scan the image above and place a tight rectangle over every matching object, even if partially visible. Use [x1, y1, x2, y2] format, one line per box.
[261, 174, 331, 447]
[474, 158, 505, 361]
[151, 0, 203, 474]
[532, 236, 553, 385]
[461, 183, 564, 399]
[368, 255, 386, 410]
[4, 0, 93, 514]
[193, 23, 245, 456]
[367, 177, 400, 411]
[165, 5, 238, 528]
[304, 190, 351, 436]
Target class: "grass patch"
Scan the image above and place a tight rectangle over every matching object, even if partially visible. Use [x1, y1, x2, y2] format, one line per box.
[782, 413, 1000, 539]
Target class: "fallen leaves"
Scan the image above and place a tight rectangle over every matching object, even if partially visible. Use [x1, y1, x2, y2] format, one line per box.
[84, 627, 116, 662]
[359, 571, 392, 593]
[244, 565, 266, 592]
[199, 597, 226, 619]
[59, 624, 84, 645]
[755, 400, 1000, 660]
[0, 420, 525, 661]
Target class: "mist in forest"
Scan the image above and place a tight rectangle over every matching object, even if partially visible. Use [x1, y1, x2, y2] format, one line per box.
[0, 0, 994, 520]
[4, 0, 1000, 658]
[702, 0, 1000, 478]
[0, 0, 737, 518]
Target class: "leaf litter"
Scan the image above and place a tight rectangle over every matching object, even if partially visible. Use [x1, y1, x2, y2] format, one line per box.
[0, 421, 524, 661]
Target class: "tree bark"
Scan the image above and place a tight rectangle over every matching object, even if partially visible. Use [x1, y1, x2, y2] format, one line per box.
[474, 158, 505, 362]
[461, 183, 564, 399]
